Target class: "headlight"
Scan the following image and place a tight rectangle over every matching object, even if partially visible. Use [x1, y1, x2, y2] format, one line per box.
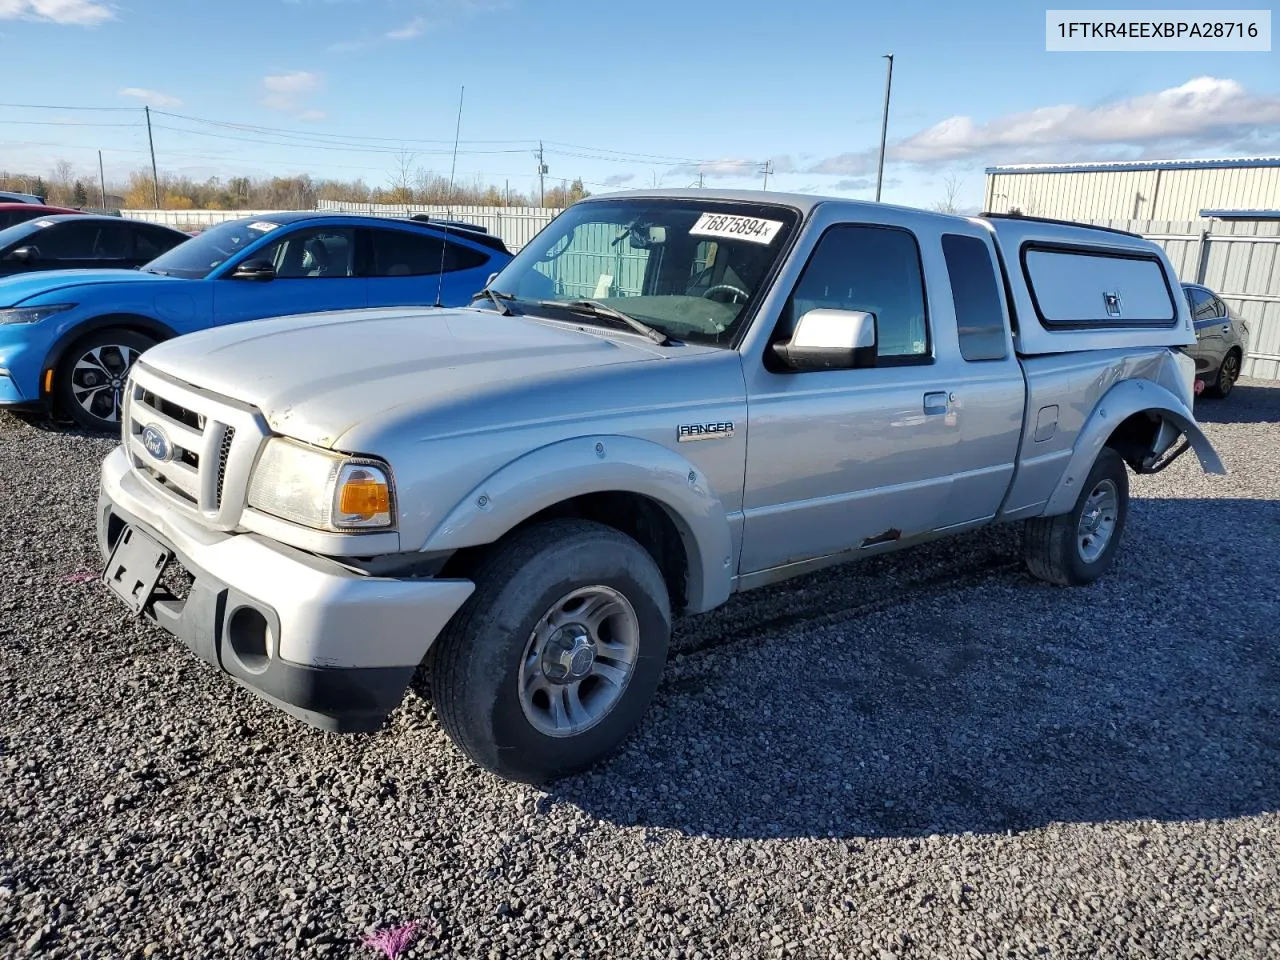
[247, 438, 395, 531]
[0, 304, 76, 325]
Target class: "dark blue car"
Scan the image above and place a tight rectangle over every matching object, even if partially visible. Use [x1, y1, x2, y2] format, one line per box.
[0, 212, 511, 430]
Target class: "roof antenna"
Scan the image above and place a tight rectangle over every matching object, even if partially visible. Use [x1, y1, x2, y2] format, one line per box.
[434, 85, 465, 309]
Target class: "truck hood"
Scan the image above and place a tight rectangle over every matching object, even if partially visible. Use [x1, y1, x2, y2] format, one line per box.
[140, 306, 667, 448]
[0, 268, 178, 306]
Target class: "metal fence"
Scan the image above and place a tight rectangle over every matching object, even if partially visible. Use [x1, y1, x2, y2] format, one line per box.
[1087, 217, 1280, 381]
[315, 201, 562, 252]
[120, 204, 563, 253]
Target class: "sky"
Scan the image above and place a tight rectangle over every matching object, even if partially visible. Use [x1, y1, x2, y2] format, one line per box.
[0, 0, 1277, 210]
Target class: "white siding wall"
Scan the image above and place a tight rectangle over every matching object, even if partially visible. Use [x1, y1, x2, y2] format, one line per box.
[985, 165, 1280, 221]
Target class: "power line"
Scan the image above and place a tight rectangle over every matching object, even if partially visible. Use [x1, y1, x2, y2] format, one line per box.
[0, 102, 137, 111]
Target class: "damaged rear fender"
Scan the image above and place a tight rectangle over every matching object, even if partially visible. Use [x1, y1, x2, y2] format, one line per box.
[1043, 379, 1225, 517]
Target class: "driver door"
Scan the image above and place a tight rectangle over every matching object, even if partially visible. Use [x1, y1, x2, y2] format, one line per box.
[212, 225, 366, 327]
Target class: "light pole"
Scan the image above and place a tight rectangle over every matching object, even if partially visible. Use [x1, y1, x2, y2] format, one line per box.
[875, 53, 894, 203]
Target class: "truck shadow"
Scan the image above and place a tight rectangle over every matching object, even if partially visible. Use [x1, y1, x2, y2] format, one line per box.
[550, 497, 1280, 839]
[1193, 381, 1280, 425]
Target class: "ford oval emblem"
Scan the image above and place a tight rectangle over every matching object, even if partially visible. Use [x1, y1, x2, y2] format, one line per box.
[141, 424, 173, 462]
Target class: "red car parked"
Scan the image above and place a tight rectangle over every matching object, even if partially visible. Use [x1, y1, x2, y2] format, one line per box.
[0, 203, 83, 231]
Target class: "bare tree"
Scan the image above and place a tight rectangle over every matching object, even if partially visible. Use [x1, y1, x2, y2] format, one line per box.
[931, 173, 963, 214]
[386, 148, 416, 202]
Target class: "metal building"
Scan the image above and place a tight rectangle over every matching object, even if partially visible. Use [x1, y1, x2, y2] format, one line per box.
[984, 157, 1280, 221]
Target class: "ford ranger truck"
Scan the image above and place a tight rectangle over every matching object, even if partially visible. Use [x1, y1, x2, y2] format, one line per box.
[96, 190, 1223, 783]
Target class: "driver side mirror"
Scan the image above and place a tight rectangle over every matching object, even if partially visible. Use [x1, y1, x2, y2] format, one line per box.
[231, 258, 276, 281]
[773, 308, 877, 371]
[6, 245, 39, 264]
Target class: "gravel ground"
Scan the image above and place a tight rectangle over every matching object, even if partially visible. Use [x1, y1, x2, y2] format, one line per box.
[1, 380, 1278, 959]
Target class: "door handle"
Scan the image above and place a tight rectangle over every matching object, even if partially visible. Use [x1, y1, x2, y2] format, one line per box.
[924, 391, 949, 415]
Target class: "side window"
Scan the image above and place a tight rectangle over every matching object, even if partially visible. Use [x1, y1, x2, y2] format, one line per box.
[29, 222, 98, 259]
[444, 240, 489, 272]
[134, 225, 181, 260]
[941, 234, 1008, 361]
[1210, 296, 1228, 319]
[259, 227, 356, 278]
[783, 224, 930, 363]
[370, 229, 445, 277]
[1186, 286, 1217, 321]
[91, 223, 132, 259]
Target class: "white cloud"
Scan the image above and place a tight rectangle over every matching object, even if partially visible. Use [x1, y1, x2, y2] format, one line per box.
[894, 77, 1280, 164]
[261, 71, 325, 119]
[119, 87, 182, 108]
[385, 16, 425, 39]
[0, 0, 112, 24]
[263, 71, 322, 95]
[601, 174, 634, 187]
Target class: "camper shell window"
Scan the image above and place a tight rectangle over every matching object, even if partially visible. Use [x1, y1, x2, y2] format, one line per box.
[1020, 242, 1177, 329]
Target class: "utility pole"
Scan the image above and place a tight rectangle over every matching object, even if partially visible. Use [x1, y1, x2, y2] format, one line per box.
[144, 106, 160, 208]
[762, 160, 773, 191]
[537, 141, 547, 208]
[875, 53, 894, 203]
[98, 150, 107, 211]
[697, 171, 704, 188]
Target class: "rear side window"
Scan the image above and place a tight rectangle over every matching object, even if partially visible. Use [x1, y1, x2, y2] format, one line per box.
[370, 228, 489, 276]
[784, 224, 930, 364]
[133, 224, 183, 260]
[942, 234, 1008, 361]
[1023, 245, 1175, 327]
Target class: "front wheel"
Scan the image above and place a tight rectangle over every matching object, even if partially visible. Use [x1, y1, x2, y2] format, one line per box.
[55, 328, 156, 431]
[1023, 446, 1129, 586]
[427, 519, 671, 783]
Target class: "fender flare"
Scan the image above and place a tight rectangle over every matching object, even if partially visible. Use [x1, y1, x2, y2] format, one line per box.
[41, 313, 178, 399]
[421, 435, 734, 614]
[1043, 379, 1225, 516]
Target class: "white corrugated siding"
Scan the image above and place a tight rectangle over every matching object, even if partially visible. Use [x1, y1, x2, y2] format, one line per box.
[985, 165, 1280, 221]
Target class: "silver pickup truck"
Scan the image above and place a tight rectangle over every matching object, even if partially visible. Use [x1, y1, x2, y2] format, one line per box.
[97, 190, 1224, 783]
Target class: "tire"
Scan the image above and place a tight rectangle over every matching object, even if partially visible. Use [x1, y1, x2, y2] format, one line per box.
[1203, 349, 1241, 399]
[55, 328, 156, 432]
[428, 519, 671, 784]
[1023, 446, 1129, 587]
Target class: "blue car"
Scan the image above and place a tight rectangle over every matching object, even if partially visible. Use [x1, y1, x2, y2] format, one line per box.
[0, 212, 511, 430]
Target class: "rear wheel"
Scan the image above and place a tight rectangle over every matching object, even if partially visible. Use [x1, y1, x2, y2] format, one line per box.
[427, 519, 671, 783]
[1203, 349, 1241, 399]
[1023, 447, 1129, 586]
[55, 328, 155, 432]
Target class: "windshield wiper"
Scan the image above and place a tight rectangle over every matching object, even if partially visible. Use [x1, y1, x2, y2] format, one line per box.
[473, 288, 516, 316]
[545, 298, 672, 346]
[142, 267, 169, 276]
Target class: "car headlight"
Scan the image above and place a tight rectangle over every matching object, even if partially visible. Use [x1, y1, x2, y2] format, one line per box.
[0, 304, 76, 325]
[247, 438, 395, 531]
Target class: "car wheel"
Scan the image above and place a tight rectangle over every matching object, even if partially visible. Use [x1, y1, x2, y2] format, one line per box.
[428, 519, 671, 784]
[55, 329, 155, 432]
[1203, 349, 1241, 399]
[1023, 446, 1129, 587]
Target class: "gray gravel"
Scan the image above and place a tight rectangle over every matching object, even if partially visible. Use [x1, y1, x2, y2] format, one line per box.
[2, 380, 1279, 959]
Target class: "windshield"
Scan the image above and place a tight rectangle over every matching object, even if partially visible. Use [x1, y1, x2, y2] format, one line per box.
[486, 199, 800, 346]
[142, 218, 282, 279]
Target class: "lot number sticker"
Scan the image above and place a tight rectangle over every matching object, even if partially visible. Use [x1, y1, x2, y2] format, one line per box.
[690, 212, 783, 245]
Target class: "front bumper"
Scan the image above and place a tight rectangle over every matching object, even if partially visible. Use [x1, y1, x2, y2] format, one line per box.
[98, 445, 475, 732]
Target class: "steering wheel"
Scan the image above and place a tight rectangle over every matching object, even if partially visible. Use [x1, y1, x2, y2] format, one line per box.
[702, 283, 749, 304]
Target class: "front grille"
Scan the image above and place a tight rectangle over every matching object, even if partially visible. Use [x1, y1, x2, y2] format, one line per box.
[214, 426, 235, 508]
[123, 367, 263, 529]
